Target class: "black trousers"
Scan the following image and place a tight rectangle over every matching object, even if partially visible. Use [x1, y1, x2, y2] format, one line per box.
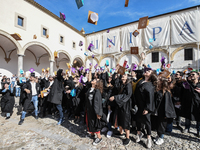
[136, 118, 151, 135]
[157, 118, 167, 137]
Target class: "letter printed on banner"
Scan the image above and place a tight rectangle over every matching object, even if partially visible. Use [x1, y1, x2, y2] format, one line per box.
[180, 21, 194, 35]
[153, 27, 162, 40]
[107, 36, 116, 47]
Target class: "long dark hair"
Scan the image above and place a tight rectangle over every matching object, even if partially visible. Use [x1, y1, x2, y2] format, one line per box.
[148, 72, 158, 90]
[95, 79, 103, 94]
[159, 77, 171, 95]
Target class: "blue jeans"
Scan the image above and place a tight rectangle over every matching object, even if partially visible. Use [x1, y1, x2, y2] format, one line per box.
[166, 123, 173, 132]
[31, 96, 38, 117]
[11, 81, 15, 87]
[21, 111, 26, 120]
[108, 122, 112, 131]
[21, 96, 38, 120]
[15, 87, 21, 97]
[56, 104, 63, 120]
[185, 119, 200, 132]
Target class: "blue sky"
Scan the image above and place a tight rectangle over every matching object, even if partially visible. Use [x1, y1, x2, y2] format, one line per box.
[34, 0, 200, 34]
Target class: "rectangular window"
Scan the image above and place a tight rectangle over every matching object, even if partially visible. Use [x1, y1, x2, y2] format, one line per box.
[15, 13, 26, 30]
[152, 52, 159, 63]
[17, 17, 23, 26]
[43, 28, 47, 36]
[184, 48, 193, 60]
[60, 36, 63, 43]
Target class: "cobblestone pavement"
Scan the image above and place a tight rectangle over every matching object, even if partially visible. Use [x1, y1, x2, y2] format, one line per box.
[0, 98, 200, 150]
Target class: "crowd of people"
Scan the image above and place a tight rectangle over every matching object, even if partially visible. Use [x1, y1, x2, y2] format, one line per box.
[1, 58, 200, 148]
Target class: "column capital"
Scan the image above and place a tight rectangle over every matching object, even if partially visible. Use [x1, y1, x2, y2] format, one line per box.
[50, 60, 55, 62]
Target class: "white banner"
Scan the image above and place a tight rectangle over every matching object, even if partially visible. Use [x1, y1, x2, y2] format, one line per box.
[171, 10, 199, 45]
[121, 24, 142, 51]
[143, 16, 170, 48]
[103, 29, 120, 54]
[87, 33, 102, 54]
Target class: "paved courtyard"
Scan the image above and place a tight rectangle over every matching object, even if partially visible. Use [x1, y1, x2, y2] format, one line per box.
[0, 98, 200, 150]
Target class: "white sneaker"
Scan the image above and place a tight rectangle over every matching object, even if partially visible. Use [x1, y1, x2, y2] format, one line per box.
[146, 138, 152, 148]
[153, 136, 159, 142]
[136, 132, 144, 143]
[107, 131, 113, 138]
[155, 138, 164, 145]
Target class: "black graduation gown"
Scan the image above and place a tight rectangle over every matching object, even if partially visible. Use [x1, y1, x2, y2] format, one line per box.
[22, 81, 41, 111]
[48, 69, 64, 105]
[73, 85, 83, 116]
[135, 79, 155, 124]
[181, 82, 200, 121]
[114, 83, 132, 130]
[0, 88, 15, 113]
[17, 81, 27, 106]
[156, 91, 176, 119]
[86, 88, 105, 132]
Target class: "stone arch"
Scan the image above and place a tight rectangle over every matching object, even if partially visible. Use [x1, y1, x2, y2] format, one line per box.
[118, 51, 141, 64]
[57, 50, 72, 64]
[85, 56, 99, 65]
[171, 44, 198, 61]
[22, 41, 54, 61]
[0, 29, 22, 54]
[72, 55, 85, 67]
[99, 54, 115, 65]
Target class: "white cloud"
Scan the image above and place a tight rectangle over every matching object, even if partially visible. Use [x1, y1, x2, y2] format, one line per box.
[108, 10, 148, 20]
[189, 0, 200, 3]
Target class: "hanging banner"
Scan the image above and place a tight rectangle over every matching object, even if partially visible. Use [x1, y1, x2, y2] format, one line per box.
[87, 33, 102, 54]
[103, 29, 120, 54]
[143, 16, 170, 48]
[171, 10, 199, 45]
[121, 24, 142, 51]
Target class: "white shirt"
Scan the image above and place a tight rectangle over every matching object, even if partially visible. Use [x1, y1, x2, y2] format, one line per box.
[49, 81, 54, 87]
[30, 81, 37, 96]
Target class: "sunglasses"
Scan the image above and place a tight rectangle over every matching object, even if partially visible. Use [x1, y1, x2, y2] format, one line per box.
[190, 74, 195, 76]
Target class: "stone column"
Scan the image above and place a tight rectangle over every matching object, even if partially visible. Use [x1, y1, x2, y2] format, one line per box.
[18, 54, 24, 76]
[50, 60, 54, 76]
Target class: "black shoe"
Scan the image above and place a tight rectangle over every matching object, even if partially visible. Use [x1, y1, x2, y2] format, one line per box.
[176, 125, 183, 132]
[35, 116, 38, 120]
[123, 138, 131, 146]
[92, 138, 102, 145]
[18, 119, 24, 125]
[5, 116, 10, 120]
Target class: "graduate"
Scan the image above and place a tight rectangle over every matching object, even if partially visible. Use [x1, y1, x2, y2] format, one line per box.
[48, 69, 65, 125]
[0, 82, 15, 119]
[85, 66, 105, 145]
[181, 71, 200, 137]
[154, 77, 176, 145]
[40, 74, 54, 118]
[73, 76, 83, 123]
[134, 67, 157, 149]
[109, 70, 133, 146]
[18, 72, 41, 125]
[171, 71, 184, 132]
